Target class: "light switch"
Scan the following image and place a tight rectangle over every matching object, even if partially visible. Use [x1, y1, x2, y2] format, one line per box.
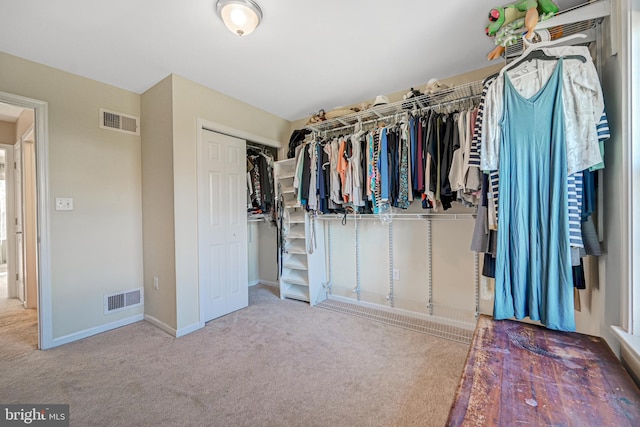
[55, 197, 73, 211]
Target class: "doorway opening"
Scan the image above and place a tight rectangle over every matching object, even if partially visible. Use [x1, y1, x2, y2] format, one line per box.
[0, 103, 39, 351]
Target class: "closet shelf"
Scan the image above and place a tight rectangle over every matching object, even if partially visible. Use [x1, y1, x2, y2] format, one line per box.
[505, 0, 610, 59]
[280, 185, 295, 194]
[284, 228, 306, 239]
[315, 213, 476, 221]
[304, 80, 484, 134]
[283, 257, 308, 271]
[287, 212, 306, 223]
[281, 284, 310, 302]
[247, 214, 267, 222]
[281, 270, 309, 286]
[285, 240, 307, 254]
[275, 158, 327, 307]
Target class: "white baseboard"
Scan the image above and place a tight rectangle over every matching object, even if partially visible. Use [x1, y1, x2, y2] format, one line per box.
[255, 280, 278, 288]
[176, 321, 204, 338]
[145, 314, 203, 338]
[50, 314, 144, 348]
[144, 314, 177, 336]
[612, 326, 640, 387]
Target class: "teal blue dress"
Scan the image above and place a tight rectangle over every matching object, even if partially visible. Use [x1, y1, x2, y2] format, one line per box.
[494, 58, 575, 332]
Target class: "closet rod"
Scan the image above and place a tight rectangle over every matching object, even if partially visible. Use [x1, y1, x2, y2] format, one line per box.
[305, 79, 484, 134]
[316, 93, 481, 137]
[247, 143, 269, 152]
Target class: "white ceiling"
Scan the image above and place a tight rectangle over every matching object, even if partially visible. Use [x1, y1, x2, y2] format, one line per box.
[0, 0, 586, 121]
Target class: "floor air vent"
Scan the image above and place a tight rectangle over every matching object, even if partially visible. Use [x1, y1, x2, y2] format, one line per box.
[99, 108, 140, 135]
[104, 288, 144, 314]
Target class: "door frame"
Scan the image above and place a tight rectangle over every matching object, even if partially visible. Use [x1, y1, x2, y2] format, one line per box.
[195, 118, 279, 327]
[0, 91, 52, 350]
[13, 138, 25, 303]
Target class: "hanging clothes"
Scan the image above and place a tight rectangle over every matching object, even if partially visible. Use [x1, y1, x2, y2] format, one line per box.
[493, 59, 575, 332]
[298, 95, 481, 214]
[397, 122, 411, 209]
[350, 131, 365, 207]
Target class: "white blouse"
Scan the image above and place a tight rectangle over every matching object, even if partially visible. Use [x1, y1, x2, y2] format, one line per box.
[481, 45, 604, 175]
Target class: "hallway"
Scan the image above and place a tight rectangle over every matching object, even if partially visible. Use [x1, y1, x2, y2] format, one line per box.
[0, 264, 38, 357]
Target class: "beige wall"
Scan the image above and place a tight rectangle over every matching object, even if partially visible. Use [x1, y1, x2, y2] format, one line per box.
[585, 7, 626, 347]
[289, 64, 503, 131]
[140, 75, 177, 330]
[0, 121, 15, 144]
[248, 222, 260, 285]
[142, 74, 290, 333]
[249, 222, 278, 286]
[171, 74, 289, 330]
[0, 51, 144, 339]
[258, 223, 278, 284]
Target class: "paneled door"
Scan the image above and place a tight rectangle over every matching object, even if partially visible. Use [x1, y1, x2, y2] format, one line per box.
[198, 129, 248, 322]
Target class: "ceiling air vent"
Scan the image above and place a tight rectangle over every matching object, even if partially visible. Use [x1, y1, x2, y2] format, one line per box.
[99, 108, 140, 135]
[104, 288, 144, 314]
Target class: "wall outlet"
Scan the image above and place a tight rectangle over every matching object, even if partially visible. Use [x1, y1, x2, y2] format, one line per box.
[55, 197, 73, 211]
[153, 277, 159, 290]
[393, 269, 400, 280]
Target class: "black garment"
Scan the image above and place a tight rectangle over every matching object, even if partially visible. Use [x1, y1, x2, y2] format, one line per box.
[573, 259, 586, 289]
[439, 114, 455, 210]
[411, 118, 421, 194]
[247, 156, 261, 208]
[482, 253, 496, 278]
[258, 154, 273, 209]
[388, 128, 399, 207]
[288, 129, 311, 159]
[300, 145, 311, 206]
[427, 112, 439, 195]
[318, 143, 330, 214]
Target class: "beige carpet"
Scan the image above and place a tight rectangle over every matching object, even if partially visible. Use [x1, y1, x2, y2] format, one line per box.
[0, 285, 468, 427]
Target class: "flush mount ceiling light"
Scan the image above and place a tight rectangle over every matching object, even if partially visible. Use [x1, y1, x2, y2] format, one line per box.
[216, 0, 263, 36]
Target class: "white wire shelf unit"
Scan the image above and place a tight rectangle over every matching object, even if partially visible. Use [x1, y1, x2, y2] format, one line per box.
[304, 80, 484, 135]
[316, 215, 480, 345]
[504, 0, 611, 60]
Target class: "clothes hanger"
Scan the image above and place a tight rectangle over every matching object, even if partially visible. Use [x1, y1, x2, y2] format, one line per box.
[503, 49, 586, 76]
[500, 33, 588, 77]
[522, 32, 588, 50]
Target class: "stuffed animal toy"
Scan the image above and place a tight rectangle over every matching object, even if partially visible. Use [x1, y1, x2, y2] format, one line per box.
[306, 109, 326, 125]
[424, 79, 450, 94]
[485, 4, 528, 37]
[485, 0, 560, 60]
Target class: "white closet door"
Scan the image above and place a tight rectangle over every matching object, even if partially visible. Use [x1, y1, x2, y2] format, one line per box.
[198, 129, 248, 322]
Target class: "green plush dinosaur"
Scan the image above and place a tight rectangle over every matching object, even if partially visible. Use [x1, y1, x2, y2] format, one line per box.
[485, 0, 560, 60]
[485, 0, 559, 37]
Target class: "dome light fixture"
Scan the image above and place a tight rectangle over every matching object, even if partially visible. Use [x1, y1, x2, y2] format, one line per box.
[216, 0, 263, 37]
